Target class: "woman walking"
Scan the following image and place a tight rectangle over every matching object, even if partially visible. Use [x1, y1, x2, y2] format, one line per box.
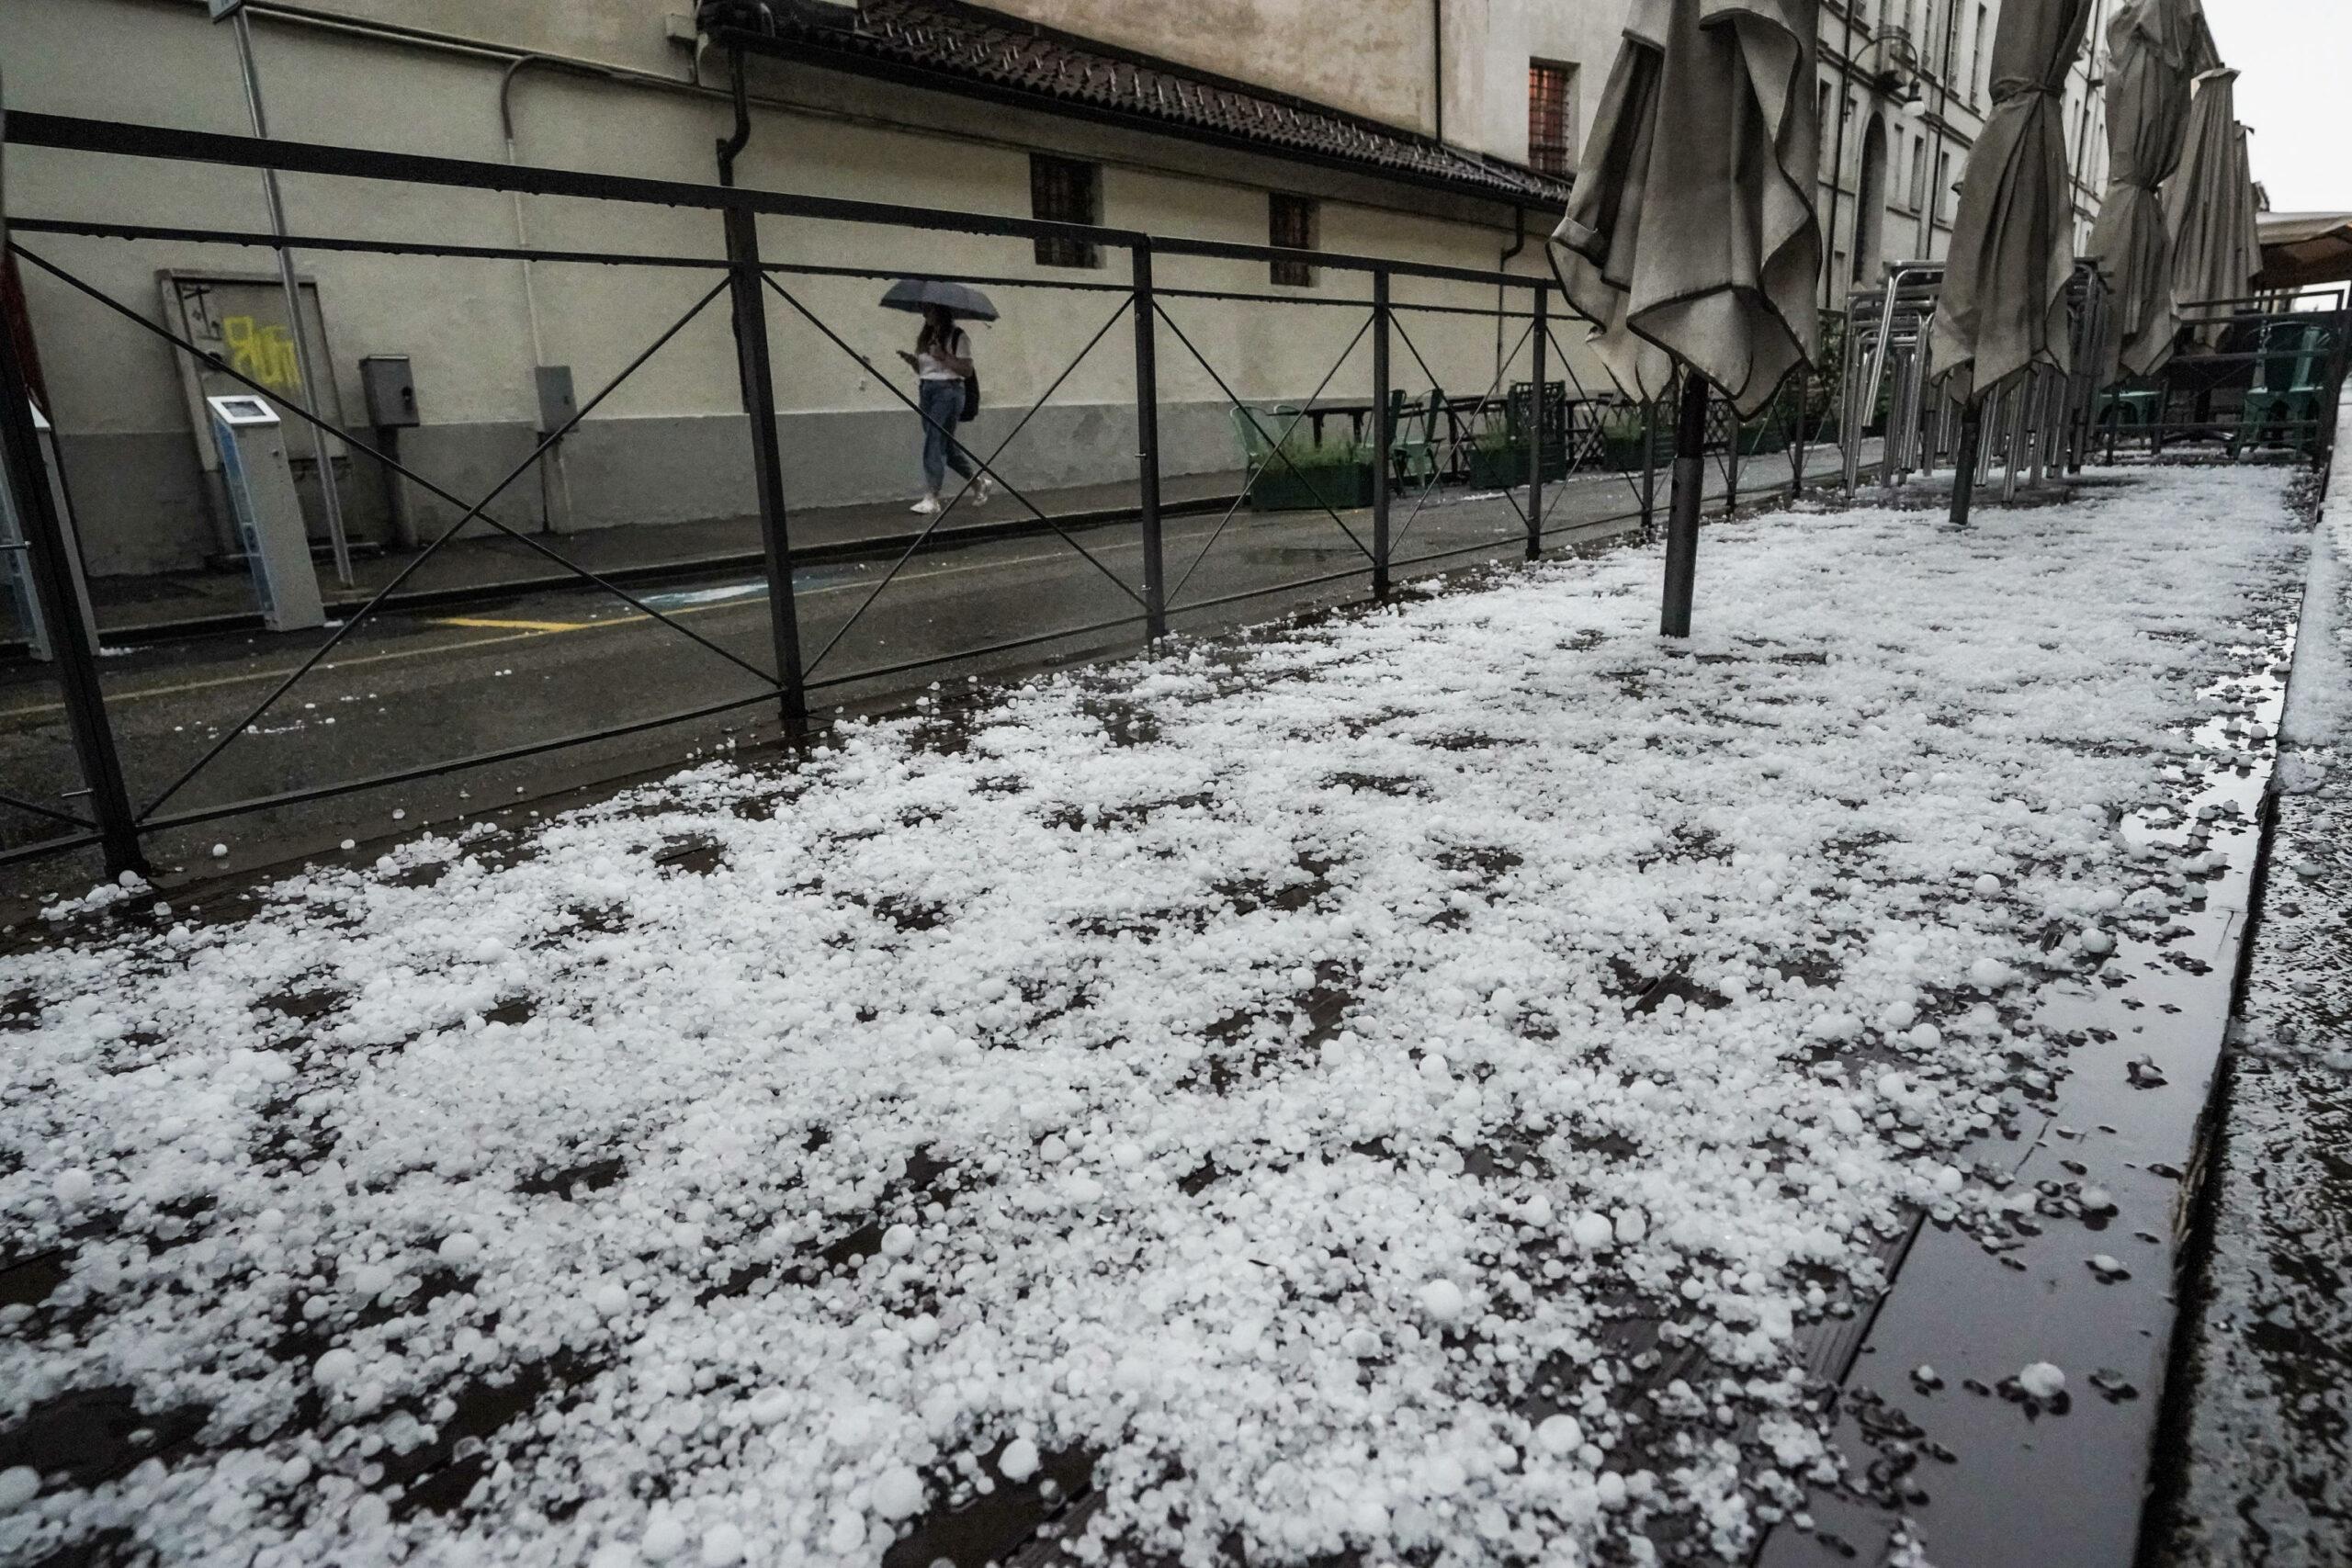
[898, 304, 995, 514]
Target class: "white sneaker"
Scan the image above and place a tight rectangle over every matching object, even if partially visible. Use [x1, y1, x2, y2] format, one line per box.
[973, 476, 997, 506]
[910, 495, 941, 514]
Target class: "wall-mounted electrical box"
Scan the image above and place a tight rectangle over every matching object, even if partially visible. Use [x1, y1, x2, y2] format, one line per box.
[359, 355, 420, 429]
[208, 394, 327, 632]
[0, 402, 100, 661]
[534, 366, 578, 436]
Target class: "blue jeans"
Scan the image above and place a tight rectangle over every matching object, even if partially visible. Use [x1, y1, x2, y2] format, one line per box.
[919, 378, 978, 493]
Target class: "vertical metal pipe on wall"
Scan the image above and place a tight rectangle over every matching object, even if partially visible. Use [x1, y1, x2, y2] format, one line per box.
[1824, 0, 1859, 311]
[500, 56, 582, 535]
[1430, 0, 1446, 144]
[1915, 0, 1967, 257]
[1132, 242, 1169, 638]
[227, 6, 355, 588]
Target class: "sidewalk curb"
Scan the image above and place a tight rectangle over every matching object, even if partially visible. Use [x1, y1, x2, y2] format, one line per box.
[5, 492, 1242, 659]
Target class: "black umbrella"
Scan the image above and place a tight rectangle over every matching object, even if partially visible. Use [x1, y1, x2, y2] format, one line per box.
[879, 278, 1000, 322]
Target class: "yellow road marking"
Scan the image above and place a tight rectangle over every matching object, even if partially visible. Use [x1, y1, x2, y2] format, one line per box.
[434, 615, 596, 633]
[0, 544, 1103, 721]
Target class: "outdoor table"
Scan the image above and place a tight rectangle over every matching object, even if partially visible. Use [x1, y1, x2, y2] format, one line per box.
[1295, 400, 1377, 449]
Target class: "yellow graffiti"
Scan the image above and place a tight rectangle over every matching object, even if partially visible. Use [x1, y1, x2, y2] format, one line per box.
[221, 315, 303, 391]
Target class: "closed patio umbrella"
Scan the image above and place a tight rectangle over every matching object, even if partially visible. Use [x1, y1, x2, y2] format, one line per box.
[1550, 0, 1821, 637]
[1928, 0, 2095, 525]
[2233, 126, 2265, 296]
[2165, 69, 2259, 326]
[1930, 0, 2097, 404]
[2083, 0, 2211, 382]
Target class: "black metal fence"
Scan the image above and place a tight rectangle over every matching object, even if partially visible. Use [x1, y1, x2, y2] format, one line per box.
[2096, 289, 2351, 463]
[0, 111, 1838, 879]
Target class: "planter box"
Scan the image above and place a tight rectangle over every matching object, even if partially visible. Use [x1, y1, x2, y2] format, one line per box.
[1465, 446, 1529, 490]
[1247, 458, 1374, 513]
[1601, 432, 1668, 472]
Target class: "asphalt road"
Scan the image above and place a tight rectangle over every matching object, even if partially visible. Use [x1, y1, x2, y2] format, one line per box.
[0, 446, 1842, 905]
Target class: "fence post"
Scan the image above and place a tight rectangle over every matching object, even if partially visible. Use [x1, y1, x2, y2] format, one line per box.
[0, 325, 143, 874]
[722, 205, 808, 739]
[1131, 240, 1168, 642]
[1724, 405, 1742, 515]
[1641, 400, 1658, 536]
[1371, 269, 1392, 600]
[1527, 283, 1546, 560]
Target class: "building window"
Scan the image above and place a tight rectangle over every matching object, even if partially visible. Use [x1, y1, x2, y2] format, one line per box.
[1908, 134, 1927, 210]
[1527, 60, 1578, 176]
[1030, 154, 1101, 269]
[1269, 193, 1317, 288]
[1972, 5, 1989, 106]
[1935, 151, 1952, 225]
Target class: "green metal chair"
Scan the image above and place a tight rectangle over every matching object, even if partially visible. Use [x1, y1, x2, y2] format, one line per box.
[2235, 321, 2335, 455]
[2098, 381, 2164, 434]
[1386, 388, 1441, 489]
[1229, 402, 1278, 470]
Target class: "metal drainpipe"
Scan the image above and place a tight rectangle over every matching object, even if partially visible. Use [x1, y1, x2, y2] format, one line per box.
[717, 47, 755, 188]
[1915, 0, 1964, 256]
[1823, 0, 1858, 313]
[1496, 206, 1527, 390]
[2069, 0, 2108, 249]
[1431, 0, 1445, 144]
[228, 6, 355, 586]
[500, 55, 589, 535]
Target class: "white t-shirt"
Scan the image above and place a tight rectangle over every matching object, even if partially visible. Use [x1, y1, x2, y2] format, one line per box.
[915, 328, 970, 381]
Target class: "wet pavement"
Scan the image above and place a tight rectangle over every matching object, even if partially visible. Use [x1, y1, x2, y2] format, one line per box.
[42, 472, 1253, 647]
[2151, 435, 2352, 1567]
[1, 441, 1847, 912]
[2152, 784, 2352, 1568]
[1759, 637, 2296, 1568]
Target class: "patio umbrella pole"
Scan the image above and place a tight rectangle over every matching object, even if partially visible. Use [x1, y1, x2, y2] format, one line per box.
[1950, 402, 1984, 526]
[1660, 373, 1711, 637]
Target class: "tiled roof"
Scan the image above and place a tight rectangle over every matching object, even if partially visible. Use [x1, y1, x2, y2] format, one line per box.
[708, 0, 1572, 208]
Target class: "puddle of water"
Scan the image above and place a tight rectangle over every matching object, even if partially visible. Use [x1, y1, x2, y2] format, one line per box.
[1758, 636, 2295, 1567]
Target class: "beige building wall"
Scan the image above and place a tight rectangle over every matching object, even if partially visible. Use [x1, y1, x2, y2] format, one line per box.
[990, 0, 1442, 134]
[1441, 0, 1626, 170]
[4, 0, 1575, 578]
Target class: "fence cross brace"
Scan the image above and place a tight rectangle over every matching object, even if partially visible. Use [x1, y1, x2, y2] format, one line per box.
[1159, 311, 1377, 607]
[13, 247, 783, 822]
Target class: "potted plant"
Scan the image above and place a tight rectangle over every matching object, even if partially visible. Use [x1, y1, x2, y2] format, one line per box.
[1247, 433, 1374, 512]
[1598, 405, 1666, 472]
[1464, 427, 1529, 490]
[1736, 413, 1792, 457]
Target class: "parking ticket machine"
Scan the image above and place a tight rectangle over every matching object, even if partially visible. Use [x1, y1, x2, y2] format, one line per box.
[208, 394, 326, 633]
